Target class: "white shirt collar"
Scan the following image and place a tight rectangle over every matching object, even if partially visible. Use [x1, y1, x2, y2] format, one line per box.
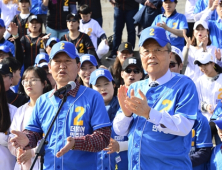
[149, 69, 174, 86]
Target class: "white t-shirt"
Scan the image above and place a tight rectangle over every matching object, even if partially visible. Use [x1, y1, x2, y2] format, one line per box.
[184, 45, 220, 83]
[79, 19, 105, 51]
[0, 0, 19, 27]
[195, 74, 222, 121]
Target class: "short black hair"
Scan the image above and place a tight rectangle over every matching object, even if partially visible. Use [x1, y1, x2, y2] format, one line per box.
[78, 4, 92, 15]
[0, 57, 21, 72]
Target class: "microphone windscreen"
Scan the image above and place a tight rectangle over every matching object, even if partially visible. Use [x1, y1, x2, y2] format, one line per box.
[68, 81, 76, 90]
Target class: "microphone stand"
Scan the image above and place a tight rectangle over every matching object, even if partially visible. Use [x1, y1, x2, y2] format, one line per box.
[30, 94, 68, 170]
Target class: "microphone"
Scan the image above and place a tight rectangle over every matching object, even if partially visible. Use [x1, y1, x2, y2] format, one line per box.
[54, 81, 76, 96]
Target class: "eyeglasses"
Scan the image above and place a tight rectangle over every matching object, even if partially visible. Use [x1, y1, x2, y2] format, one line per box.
[67, 19, 77, 23]
[169, 62, 178, 68]
[22, 78, 41, 86]
[124, 68, 140, 74]
[140, 49, 170, 57]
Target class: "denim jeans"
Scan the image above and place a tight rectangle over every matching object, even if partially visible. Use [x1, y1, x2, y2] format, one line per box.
[111, 7, 138, 56]
[46, 26, 69, 39]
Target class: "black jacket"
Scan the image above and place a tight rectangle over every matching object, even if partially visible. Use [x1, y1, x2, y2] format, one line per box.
[11, 13, 34, 39]
[15, 33, 46, 70]
[7, 89, 29, 108]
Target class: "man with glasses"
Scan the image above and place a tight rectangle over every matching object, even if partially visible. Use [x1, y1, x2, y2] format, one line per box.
[121, 57, 143, 88]
[113, 26, 199, 169]
[10, 41, 111, 170]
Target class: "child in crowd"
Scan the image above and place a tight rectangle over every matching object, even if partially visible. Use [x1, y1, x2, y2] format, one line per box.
[78, 4, 107, 51]
[60, 13, 101, 64]
[9, 15, 46, 70]
[121, 57, 143, 88]
[5, 0, 33, 39]
[90, 68, 128, 170]
[78, 54, 98, 87]
[9, 66, 52, 170]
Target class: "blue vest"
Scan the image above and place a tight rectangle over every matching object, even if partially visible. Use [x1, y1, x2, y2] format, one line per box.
[125, 74, 198, 170]
[26, 86, 111, 170]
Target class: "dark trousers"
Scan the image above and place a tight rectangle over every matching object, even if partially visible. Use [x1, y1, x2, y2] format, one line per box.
[111, 7, 138, 56]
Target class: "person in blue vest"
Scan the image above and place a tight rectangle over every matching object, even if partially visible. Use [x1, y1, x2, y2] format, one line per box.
[9, 41, 112, 170]
[151, 0, 188, 51]
[189, 110, 213, 170]
[0, 19, 15, 55]
[199, 0, 222, 49]
[113, 26, 199, 169]
[208, 116, 222, 170]
[90, 68, 128, 170]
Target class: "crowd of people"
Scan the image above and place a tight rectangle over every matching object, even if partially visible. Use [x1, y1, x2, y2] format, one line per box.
[0, 0, 222, 170]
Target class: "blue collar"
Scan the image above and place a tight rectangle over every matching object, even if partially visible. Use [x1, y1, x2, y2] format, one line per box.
[217, 18, 222, 24]
[162, 10, 177, 18]
[82, 19, 91, 24]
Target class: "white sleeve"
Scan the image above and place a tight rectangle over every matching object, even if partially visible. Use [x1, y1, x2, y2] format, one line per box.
[94, 21, 105, 38]
[148, 108, 195, 136]
[113, 112, 133, 136]
[117, 141, 128, 153]
[193, 8, 211, 21]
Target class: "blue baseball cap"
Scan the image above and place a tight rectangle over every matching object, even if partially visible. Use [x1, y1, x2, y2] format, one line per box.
[0, 19, 5, 28]
[0, 45, 13, 56]
[50, 41, 79, 60]
[35, 53, 49, 65]
[89, 68, 113, 85]
[80, 54, 98, 67]
[214, 116, 222, 129]
[139, 26, 170, 47]
[46, 37, 60, 47]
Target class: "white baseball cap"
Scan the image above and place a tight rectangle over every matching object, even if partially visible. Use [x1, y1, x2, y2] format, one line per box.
[194, 52, 214, 65]
[193, 20, 208, 30]
[171, 46, 183, 62]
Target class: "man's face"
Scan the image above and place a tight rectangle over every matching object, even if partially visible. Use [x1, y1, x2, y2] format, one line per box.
[117, 50, 133, 65]
[12, 69, 21, 86]
[0, 51, 10, 62]
[0, 26, 5, 39]
[1, 74, 12, 91]
[48, 52, 80, 88]
[140, 39, 171, 80]
[163, 0, 177, 14]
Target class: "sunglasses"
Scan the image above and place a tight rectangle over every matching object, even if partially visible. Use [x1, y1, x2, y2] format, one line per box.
[67, 19, 77, 22]
[124, 68, 140, 74]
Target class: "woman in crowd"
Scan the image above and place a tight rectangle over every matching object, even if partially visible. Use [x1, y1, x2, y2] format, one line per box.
[194, 51, 222, 144]
[0, 74, 17, 170]
[183, 20, 222, 83]
[9, 66, 51, 170]
[9, 15, 46, 70]
[109, 42, 134, 88]
[78, 54, 98, 87]
[89, 68, 128, 170]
